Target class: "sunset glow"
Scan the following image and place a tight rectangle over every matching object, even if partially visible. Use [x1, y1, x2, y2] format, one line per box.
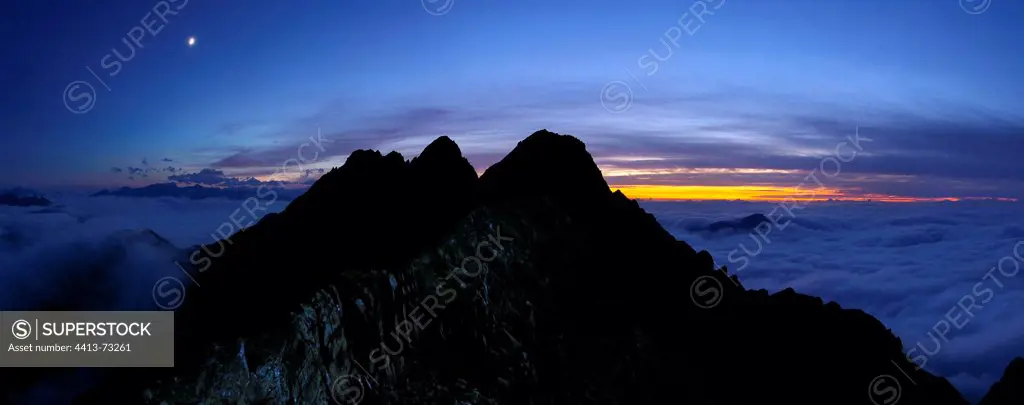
[608, 185, 993, 203]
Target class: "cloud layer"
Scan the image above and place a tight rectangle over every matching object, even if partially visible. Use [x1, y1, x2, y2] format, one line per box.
[0, 195, 289, 403]
[1, 195, 1021, 402]
[0, 195, 288, 308]
[645, 200, 1024, 401]
[203, 87, 1024, 201]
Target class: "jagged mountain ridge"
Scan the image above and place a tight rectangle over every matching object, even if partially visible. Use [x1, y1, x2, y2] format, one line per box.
[74, 130, 1020, 404]
[91, 182, 307, 201]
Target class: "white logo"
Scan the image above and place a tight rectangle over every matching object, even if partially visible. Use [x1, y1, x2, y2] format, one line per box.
[600, 81, 633, 114]
[63, 80, 97, 114]
[960, 0, 992, 14]
[152, 276, 186, 310]
[690, 275, 724, 309]
[11, 319, 32, 340]
[869, 374, 902, 405]
[331, 374, 366, 405]
[422, 0, 454, 16]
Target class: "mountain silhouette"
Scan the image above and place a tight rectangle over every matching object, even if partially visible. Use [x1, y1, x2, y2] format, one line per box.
[979, 358, 1024, 404]
[62, 130, 1020, 404]
[706, 212, 773, 232]
[0, 189, 50, 207]
[91, 182, 307, 200]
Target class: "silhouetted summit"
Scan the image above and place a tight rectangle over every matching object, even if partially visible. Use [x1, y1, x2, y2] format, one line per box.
[707, 212, 773, 232]
[414, 135, 466, 167]
[69, 130, 1020, 405]
[480, 129, 610, 202]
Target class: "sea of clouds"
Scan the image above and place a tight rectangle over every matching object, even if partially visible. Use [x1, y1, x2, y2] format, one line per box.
[642, 200, 1024, 402]
[0, 194, 289, 404]
[0, 195, 289, 310]
[1, 195, 1021, 402]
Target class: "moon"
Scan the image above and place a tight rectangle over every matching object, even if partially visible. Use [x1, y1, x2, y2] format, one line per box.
[187, 36, 196, 47]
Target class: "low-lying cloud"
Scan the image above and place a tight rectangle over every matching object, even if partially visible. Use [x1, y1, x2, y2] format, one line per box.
[0, 195, 288, 310]
[0, 195, 288, 403]
[0, 195, 1020, 402]
[644, 200, 1024, 401]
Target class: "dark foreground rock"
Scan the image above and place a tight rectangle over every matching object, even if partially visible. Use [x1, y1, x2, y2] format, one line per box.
[66, 130, 1018, 404]
[979, 357, 1024, 405]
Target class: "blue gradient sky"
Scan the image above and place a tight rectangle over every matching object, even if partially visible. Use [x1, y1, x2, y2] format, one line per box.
[2, 0, 1022, 200]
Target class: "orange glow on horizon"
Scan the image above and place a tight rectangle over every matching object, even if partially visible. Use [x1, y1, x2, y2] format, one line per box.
[612, 185, 840, 201]
[609, 185, 993, 203]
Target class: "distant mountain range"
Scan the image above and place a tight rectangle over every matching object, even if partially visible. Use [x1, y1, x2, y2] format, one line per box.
[706, 212, 773, 232]
[5, 130, 1019, 404]
[91, 182, 307, 201]
[0, 187, 51, 207]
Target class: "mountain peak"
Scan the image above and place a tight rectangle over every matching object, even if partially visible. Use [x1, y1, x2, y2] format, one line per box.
[72, 130, 1013, 405]
[343, 149, 401, 169]
[418, 135, 462, 163]
[410, 135, 476, 183]
[479, 129, 609, 201]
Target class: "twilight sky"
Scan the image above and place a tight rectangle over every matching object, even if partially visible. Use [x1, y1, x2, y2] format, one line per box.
[2, 0, 1022, 201]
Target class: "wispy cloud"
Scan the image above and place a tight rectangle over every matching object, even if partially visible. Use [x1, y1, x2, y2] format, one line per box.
[160, 84, 1024, 201]
[168, 168, 267, 187]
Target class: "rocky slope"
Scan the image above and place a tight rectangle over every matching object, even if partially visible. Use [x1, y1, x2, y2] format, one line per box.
[76, 130, 1020, 404]
[979, 358, 1024, 404]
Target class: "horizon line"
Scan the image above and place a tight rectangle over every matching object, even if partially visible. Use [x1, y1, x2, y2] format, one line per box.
[610, 185, 1020, 203]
